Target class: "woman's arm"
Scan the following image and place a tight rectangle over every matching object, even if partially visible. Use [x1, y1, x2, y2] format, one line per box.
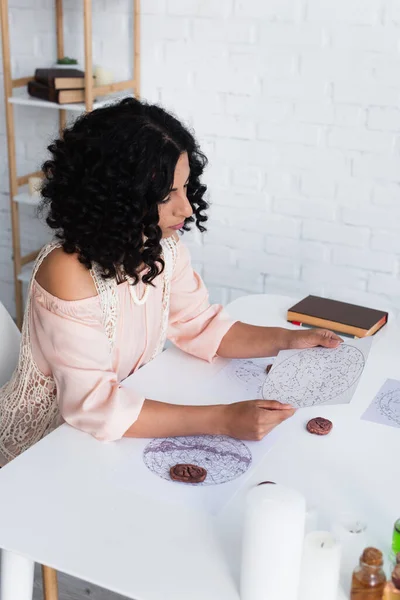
[168, 242, 342, 363]
[124, 398, 295, 441]
[217, 322, 343, 358]
[217, 323, 291, 358]
[125, 400, 223, 437]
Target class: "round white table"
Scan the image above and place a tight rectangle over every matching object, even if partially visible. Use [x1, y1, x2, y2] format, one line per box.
[0, 294, 398, 600]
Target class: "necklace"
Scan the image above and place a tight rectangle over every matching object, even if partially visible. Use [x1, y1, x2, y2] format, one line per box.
[124, 237, 178, 307]
[128, 277, 149, 306]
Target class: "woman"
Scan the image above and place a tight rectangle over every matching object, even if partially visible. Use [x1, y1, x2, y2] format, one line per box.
[0, 98, 341, 465]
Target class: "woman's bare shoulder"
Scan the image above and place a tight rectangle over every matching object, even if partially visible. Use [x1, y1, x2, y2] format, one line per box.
[35, 247, 97, 301]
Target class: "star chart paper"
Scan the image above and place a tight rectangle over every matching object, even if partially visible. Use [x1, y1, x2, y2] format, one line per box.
[262, 338, 372, 408]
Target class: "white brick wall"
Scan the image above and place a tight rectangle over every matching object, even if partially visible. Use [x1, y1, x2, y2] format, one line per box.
[1, 0, 400, 319]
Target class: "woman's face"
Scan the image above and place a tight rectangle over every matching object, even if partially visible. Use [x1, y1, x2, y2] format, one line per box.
[158, 152, 193, 238]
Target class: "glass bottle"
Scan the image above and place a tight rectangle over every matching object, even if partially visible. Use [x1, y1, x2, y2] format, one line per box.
[393, 520, 400, 555]
[350, 547, 386, 599]
[389, 523, 400, 570]
[383, 565, 400, 600]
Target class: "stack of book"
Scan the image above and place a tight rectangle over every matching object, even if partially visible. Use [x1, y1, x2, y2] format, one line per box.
[27, 68, 91, 104]
[287, 295, 388, 338]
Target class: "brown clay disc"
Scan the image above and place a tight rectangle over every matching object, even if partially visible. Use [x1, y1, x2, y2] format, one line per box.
[170, 464, 207, 484]
[306, 417, 333, 436]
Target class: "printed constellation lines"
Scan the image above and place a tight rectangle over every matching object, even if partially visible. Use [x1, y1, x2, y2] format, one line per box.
[262, 344, 365, 408]
[377, 388, 400, 426]
[225, 358, 270, 396]
[143, 435, 252, 486]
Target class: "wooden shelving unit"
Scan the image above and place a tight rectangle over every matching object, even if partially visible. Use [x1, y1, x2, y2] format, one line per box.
[0, 0, 141, 327]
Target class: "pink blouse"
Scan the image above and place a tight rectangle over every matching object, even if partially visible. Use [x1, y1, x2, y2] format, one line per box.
[29, 240, 234, 442]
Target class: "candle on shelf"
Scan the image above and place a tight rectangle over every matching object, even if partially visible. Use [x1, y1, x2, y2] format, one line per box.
[28, 176, 42, 197]
[240, 482, 306, 600]
[93, 66, 113, 87]
[331, 514, 368, 593]
[298, 531, 341, 600]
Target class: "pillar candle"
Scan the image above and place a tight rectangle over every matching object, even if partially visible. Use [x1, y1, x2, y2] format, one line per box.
[240, 483, 306, 600]
[298, 531, 341, 600]
[94, 66, 113, 87]
[28, 176, 42, 197]
[305, 505, 319, 534]
[331, 515, 368, 593]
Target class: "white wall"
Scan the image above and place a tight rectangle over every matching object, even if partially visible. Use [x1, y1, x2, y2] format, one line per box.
[1, 0, 400, 319]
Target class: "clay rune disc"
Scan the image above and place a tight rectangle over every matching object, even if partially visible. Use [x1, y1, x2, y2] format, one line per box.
[170, 463, 207, 484]
[306, 417, 333, 436]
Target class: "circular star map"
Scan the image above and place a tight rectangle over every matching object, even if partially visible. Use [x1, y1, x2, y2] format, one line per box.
[262, 344, 365, 407]
[143, 435, 252, 486]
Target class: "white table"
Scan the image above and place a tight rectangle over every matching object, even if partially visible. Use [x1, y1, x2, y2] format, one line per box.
[0, 294, 398, 600]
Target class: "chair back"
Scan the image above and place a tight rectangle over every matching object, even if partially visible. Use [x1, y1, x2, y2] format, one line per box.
[0, 302, 20, 387]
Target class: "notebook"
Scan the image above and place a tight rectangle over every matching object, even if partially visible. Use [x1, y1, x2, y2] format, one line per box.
[287, 295, 388, 338]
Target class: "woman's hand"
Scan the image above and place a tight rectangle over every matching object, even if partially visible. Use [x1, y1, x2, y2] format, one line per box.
[287, 328, 343, 350]
[220, 400, 295, 441]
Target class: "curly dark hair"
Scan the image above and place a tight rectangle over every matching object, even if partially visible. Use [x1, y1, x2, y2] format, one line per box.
[40, 97, 209, 284]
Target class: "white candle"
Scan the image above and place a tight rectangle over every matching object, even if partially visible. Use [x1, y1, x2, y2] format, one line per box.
[240, 483, 306, 600]
[331, 515, 368, 593]
[28, 176, 42, 197]
[298, 531, 341, 600]
[305, 505, 319, 534]
[94, 66, 113, 87]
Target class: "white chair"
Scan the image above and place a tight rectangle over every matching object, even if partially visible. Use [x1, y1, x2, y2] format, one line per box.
[0, 301, 58, 600]
[0, 301, 20, 387]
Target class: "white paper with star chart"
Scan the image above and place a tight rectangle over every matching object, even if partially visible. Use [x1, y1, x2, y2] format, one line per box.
[261, 337, 372, 408]
[362, 378, 400, 429]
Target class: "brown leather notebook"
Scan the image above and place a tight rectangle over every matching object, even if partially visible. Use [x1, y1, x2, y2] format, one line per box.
[35, 68, 86, 90]
[287, 295, 388, 338]
[28, 80, 86, 104]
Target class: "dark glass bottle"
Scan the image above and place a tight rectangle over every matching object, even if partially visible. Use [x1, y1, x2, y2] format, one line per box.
[383, 564, 400, 599]
[350, 547, 386, 599]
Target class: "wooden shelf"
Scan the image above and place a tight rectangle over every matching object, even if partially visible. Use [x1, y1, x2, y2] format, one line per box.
[9, 90, 132, 112]
[1, 0, 140, 327]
